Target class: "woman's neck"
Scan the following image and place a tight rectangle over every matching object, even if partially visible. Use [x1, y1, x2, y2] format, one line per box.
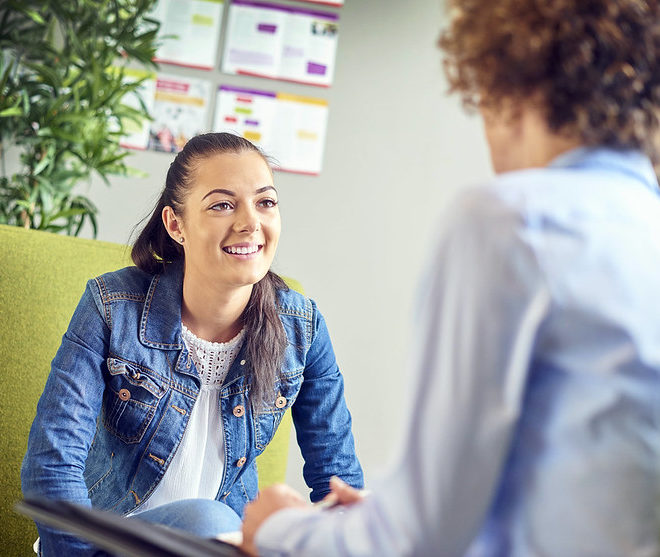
[482, 100, 583, 174]
[180, 271, 252, 343]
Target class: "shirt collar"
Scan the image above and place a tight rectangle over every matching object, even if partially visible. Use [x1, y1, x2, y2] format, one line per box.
[548, 146, 659, 194]
[139, 260, 184, 350]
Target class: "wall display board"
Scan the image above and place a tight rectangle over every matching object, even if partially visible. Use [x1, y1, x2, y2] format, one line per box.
[214, 85, 328, 174]
[151, 0, 224, 70]
[149, 75, 212, 153]
[297, 0, 343, 5]
[118, 68, 157, 150]
[222, 1, 339, 87]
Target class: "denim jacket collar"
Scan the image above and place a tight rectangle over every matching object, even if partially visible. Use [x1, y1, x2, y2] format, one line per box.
[139, 261, 250, 383]
[140, 261, 184, 351]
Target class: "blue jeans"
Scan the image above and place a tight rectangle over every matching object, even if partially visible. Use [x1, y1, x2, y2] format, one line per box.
[132, 498, 242, 537]
[35, 500, 242, 556]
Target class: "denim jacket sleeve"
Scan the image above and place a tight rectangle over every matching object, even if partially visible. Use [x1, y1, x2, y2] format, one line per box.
[21, 280, 110, 556]
[291, 300, 364, 501]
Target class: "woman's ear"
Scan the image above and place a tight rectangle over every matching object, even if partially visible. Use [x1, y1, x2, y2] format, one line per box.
[162, 206, 184, 244]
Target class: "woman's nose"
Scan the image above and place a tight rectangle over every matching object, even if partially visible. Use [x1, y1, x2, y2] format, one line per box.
[233, 206, 260, 233]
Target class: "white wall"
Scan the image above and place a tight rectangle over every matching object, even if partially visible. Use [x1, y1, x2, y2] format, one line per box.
[74, 0, 493, 494]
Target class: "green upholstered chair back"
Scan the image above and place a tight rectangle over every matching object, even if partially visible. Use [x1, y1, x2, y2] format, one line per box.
[0, 224, 296, 555]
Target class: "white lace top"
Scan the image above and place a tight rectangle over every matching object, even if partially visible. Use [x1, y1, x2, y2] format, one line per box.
[135, 324, 246, 513]
[182, 324, 246, 387]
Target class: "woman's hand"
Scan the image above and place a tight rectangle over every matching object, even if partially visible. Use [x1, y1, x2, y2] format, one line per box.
[241, 484, 307, 556]
[324, 475, 367, 506]
[240, 478, 367, 555]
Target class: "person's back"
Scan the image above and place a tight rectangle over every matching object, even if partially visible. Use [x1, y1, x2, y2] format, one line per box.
[464, 147, 660, 555]
[238, 1, 660, 554]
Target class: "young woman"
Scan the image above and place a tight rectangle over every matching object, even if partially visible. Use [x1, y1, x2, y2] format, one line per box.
[21, 132, 363, 555]
[240, 1, 660, 555]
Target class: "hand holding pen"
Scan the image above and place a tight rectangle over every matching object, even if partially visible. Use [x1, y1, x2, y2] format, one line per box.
[314, 476, 369, 510]
[241, 477, 369, 555]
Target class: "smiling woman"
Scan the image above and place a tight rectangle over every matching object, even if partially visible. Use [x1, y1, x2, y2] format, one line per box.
[164, 152, 281, 303]
[135, 134, 286, 408]
[21, 133, 364, 556]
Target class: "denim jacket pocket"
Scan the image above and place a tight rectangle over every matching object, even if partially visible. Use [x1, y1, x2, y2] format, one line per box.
[254, 374, 301, 451]
[103, 357, 168, 444]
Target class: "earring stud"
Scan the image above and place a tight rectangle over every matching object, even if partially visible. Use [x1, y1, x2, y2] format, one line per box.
[179, 237, 184, 243]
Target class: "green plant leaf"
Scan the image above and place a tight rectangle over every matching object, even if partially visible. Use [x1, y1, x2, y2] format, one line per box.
[0, 106, 22, 117]
[32, 151, 54, 176]
[46, 207, 88, 221]
[22, 9, 46, 25]
[22, 61, 62, 89]
[15, 199, 32, 210]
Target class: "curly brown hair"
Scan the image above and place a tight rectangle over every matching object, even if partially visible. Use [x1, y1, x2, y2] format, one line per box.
[438, 0, 660, 160]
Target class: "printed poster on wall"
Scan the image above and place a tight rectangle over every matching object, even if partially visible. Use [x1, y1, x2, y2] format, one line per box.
[118, 68, 157, 151]
[222, 1, 339, 87]
[148, 74, 211, 153]
[214, 85, 328, 175]
[151, 0, 224, 70]
[298, 0, 343, 5]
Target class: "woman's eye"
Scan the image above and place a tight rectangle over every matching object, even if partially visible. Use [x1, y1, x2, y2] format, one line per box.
[211, 201, 233, 211]
[258, 198, 278, 209]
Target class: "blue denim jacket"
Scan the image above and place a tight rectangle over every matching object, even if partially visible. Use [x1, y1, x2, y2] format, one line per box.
[21, 263, 363, 555]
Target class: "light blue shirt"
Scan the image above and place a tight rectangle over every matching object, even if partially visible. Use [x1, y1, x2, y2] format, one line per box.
[257, 148, 660, 556]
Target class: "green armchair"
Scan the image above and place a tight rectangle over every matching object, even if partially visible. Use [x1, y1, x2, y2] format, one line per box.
[0, 224, 296, 555]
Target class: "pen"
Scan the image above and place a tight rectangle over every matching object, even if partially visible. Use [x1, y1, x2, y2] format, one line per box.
[313, 493, 340, 510]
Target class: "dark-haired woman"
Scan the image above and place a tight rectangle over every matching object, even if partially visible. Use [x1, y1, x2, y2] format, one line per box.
[21, 132, 363, 556]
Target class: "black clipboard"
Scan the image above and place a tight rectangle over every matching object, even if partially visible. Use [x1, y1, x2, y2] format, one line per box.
[15, 497, 241, 557]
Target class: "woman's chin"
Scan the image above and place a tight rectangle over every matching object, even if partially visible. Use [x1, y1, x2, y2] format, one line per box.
[224, 270, 270, 289]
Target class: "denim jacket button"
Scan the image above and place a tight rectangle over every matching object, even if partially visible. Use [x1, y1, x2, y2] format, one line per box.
[118, 388, 131, 401]
[240, 359, 246, 366]
[275, 396, 287, 409]
[233, 404, 245, 417]
[236, 457, 247, 467]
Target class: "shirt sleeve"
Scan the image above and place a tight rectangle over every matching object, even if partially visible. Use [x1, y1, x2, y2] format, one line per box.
[291, 300, 364, 502]
[21, 280, 111, 556]
[256, 189, 551, 556]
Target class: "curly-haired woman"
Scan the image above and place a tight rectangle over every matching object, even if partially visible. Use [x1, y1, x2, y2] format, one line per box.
[241, 1, 660, 555]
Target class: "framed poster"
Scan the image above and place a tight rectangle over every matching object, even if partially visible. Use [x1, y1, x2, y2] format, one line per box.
[222, 1, 339, 87]
[148, 75, 211, 153]
[297, 0, 343, 5]
[152, 0, 224, 70]
[214, 85, 328, 175]
[117, 68, 157, 150]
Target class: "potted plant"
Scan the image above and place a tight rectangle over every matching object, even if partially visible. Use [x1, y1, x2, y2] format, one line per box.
[0, 0, 160, 236]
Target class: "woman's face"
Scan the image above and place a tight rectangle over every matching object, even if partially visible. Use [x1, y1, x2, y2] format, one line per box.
[169, 151, 281, 289]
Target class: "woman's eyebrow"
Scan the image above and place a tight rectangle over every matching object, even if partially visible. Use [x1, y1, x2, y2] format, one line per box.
[202, 188, 235, 200]
[201, 185, 276, 201]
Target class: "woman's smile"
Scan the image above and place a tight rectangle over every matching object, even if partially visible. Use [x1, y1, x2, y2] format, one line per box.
[223, 243, 264, 259]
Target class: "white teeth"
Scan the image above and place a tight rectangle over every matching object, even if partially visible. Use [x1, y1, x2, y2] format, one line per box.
[226, 245, 259, 255]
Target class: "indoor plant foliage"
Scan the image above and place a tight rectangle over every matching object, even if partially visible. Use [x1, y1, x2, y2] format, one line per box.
[0, 0, 160, 236]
